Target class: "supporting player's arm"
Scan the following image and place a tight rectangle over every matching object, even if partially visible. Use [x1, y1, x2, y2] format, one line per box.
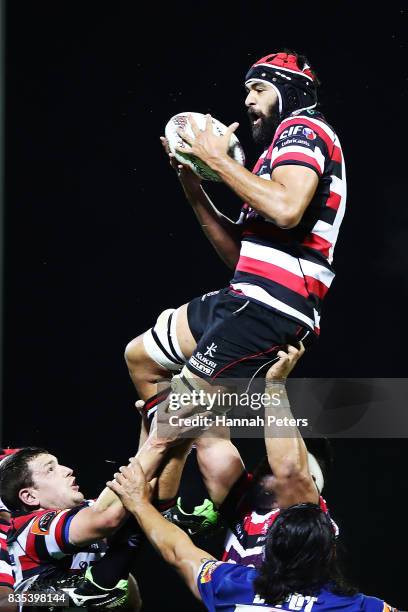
[107, 459, 213, 600]
[161, 136, 242, 269]
[177, 115, 318, 228]
[263, 345, 319, 507]
[159, 366, 246, 507]
[68, 429, 171, 546]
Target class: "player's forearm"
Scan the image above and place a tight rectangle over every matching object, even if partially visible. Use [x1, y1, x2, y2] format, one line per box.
[69, 499, 127, 546]
[70, 440, 169, 544]
[207, 154, 295, 228]
[135, 436, 169, 482]
[93, 439, 168, 515]
[132, 499, 192, 566]
[263, 382, 309, 480]
[87, 489, 127, 536]
[182, 183, 242, 269]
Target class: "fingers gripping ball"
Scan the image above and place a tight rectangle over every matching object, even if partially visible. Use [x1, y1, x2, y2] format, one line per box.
[165, 112, 245, 181]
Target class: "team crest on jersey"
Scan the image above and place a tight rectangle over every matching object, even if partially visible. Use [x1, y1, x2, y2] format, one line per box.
[200, 561, 222, 583]
[31, 510, 60, 535]
[302, 127, 316, 140]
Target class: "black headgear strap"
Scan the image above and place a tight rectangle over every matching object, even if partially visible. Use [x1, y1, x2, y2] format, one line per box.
[245, 64, 318, 120]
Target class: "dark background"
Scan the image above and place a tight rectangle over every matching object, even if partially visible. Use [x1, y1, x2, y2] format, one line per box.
[3, 2, 407, 610]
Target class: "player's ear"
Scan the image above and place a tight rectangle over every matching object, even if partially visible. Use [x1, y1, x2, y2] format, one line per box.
[19, 487, 40, 508]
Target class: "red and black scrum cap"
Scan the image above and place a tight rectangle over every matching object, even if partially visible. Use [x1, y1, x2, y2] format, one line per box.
[245, 52, 318, 119]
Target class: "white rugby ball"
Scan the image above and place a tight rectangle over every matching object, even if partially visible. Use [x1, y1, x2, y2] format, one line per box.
[165, 112, 246, 181]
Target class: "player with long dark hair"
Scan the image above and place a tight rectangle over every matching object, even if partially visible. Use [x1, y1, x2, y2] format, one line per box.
[107, 465, 395, 612]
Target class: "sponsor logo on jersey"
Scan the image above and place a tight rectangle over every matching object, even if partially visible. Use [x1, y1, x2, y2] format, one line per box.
[280, 138, 311, 148]
[278, 125, 307, 140]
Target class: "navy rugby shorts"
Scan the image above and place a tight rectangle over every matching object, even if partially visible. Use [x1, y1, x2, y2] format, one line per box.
[186, 287, 315, 381]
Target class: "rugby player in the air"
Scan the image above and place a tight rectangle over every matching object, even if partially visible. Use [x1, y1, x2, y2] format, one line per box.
[125, 50, 347, 513]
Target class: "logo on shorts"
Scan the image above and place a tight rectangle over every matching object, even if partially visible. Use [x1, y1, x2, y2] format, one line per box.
[204, 343, 217, 358]
[189, 350, 218, 376]
[189, 356, 214, 376]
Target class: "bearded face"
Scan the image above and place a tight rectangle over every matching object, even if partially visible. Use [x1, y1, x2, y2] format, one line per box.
[245, 82, 281, 147]
[248, 100, 281, 147]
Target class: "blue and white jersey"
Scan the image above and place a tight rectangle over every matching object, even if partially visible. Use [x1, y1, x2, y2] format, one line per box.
[197, 561, 394, 612]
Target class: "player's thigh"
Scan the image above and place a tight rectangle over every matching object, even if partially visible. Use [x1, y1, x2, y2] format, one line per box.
[125, 331, 170, 380]
[175, 302, 197, 359]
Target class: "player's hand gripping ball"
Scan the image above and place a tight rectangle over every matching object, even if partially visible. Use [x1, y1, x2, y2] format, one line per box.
[165, 112, 245, 181]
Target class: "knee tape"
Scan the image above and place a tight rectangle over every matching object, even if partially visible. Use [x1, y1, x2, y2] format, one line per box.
[143, 308, 186, 371]
[168, 367, 202, 409]
[168, 366, 228, 416]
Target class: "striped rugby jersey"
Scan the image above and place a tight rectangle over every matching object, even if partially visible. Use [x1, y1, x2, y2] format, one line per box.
[8, 502, 104, 589]
[221, 472, 336, 568]
[0, 515, 14, 589]
[231, 109, 346, 334]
